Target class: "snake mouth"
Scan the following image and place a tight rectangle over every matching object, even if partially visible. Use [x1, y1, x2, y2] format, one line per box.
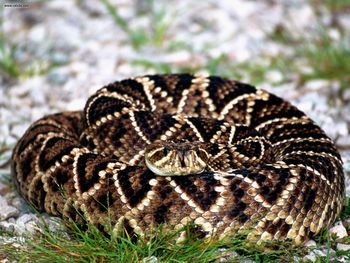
[144, 140, 209, 176]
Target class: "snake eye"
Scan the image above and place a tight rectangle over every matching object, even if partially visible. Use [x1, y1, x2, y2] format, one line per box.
[163, 147, 168, 156]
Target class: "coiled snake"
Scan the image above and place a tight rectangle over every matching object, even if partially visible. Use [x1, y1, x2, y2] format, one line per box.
[11, 74, 344, 245]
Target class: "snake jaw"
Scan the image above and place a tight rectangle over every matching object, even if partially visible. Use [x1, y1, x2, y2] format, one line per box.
[144, 141, 209, 176]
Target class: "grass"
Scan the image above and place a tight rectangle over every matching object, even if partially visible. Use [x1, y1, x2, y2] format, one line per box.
[2, 187, 349, 262]
[132, 53, 287, 88]
[1, 217, 308, 263]
[99, 0, 350, 93]
[312, 0, 350, 13]
[0, 32, 21, 79]
[310, 198, 350, 262]
[267, 19, 350, 91]
[341, 197, 350, 221]
[0, 4, 20, 78]
[132, 59, 174, 74]
[5, 195, 350, 262]
[101, 0, 172, 50]
[131, 23, 350, 91]
[0, 31, 65, 81]
[298, 32, 350, 89]
[0, 5, 67, 82]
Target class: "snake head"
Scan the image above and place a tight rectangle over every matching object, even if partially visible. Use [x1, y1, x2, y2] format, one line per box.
[144, 140, 209, 176]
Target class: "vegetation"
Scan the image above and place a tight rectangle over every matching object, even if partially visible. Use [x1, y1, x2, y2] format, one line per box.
[0, 7, 66, 81]
[1, 197, 350, 262]
[2, 218, 308, 262]
[1, 0, 349, 262]
[0, 32, 20, 78]
[101, 0, 173, 50]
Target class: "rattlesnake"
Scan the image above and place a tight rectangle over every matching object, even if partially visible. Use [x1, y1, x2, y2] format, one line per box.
[11, 74, 344, 245]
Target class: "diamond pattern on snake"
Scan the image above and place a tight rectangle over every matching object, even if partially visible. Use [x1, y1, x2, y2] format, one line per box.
[12, 74, 344, 245]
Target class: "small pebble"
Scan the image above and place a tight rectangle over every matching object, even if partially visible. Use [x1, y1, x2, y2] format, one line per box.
[0, 196, 19, 221]
[47, 67, 70, 85]
[304, 239, 317, 247]
[337, 243, 350, 251]
[329, 221, 348, 240]
[303, 249, 327, 263]
[0, 221, 16, 233]
[266, 70, 283, 83]
[339, 15, 350, 30]
[305, 80, 330, 91]
[337, 136, 350, 149]
[142, 256, 158, 263]
[65, 98, 87, 111]
[217, 248, 239, 262]
[15, 214, 38, 234]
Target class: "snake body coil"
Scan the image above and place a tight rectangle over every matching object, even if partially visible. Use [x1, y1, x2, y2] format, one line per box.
[12, 74, 344, 245]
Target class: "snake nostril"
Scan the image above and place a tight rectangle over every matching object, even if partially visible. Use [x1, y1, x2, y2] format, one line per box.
[163, 147, 168, 156]
[176, 150, 185, 167]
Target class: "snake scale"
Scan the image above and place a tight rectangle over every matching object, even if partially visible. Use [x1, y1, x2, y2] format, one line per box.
[11, 74, 344, 245]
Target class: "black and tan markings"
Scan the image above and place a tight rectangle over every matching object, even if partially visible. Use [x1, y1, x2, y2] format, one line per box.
[12, 74, 344, 245]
